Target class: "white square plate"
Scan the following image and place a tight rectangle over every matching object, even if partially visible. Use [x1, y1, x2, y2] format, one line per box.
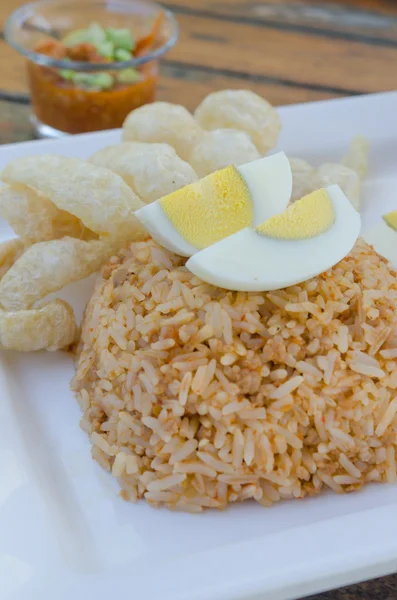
[1, 92, 397, 600]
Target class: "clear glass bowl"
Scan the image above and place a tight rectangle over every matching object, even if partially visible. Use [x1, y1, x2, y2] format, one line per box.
[5, 0, 178, 138]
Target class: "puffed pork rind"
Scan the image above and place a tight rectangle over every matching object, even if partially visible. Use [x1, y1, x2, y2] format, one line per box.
[122, 102, 204, 161]
[0, 299, 77, 351]
[0, 237, 26, 280]
[189, 129, 260, 177]
[90, 142, 198, 203]
[194, 90, 281, 155]
[0, 183, 92, 243]
[0, 237, 113, 310]
[1, 155, 146, 242]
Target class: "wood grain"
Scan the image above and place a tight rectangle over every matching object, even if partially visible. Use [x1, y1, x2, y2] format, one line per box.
[0, 99, 32, 144]
[172, 0, 397, 15]
[0, 0, 397, 110]
[0, 0, 397, 108]
[0, 38, 335, 109]
[158, 63, 335, 110]
[164, 13, 397, 94]
[3, 0, 396, 27]
[169, 0, 397, 42]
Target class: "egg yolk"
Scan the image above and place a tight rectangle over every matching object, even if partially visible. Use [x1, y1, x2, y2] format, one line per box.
[160, 165, 252, 249]
[383, 211, 397, 232]
[256, 188, 335, 240]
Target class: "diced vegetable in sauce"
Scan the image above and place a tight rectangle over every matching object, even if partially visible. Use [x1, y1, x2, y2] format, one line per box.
[28, 15, 164, 133]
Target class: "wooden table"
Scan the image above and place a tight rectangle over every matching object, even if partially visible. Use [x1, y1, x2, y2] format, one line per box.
[1, 0, 397, 141]
[0, 0, 397, 598]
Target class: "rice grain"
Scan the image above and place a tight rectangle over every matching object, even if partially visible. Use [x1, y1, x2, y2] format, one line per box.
[73, 239, 397, 511]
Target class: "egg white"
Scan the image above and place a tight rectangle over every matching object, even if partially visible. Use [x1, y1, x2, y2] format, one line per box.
[134, 152, 292, 258]
[362, 220, 397, 266]
[238, 151, 292, 225]
[186, 185, 361, 292]
[134, 200, 197, 256]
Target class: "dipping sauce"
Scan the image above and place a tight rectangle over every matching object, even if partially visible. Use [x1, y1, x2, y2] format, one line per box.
[27, 18, 164, 134]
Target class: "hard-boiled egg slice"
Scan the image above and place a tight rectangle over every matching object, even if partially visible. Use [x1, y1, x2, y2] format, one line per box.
[256, 187, 334, 239]
[363, 210, 397, 266]
[187, 185, 360, 292]
[237, 151, 293, 224]
[135, 152, 292, 257]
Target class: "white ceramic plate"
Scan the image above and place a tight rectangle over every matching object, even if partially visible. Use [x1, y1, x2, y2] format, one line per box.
[1, 92, 397, 600]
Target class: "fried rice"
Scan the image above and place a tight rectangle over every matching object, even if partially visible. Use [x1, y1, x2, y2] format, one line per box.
[71, 238, 397, 512]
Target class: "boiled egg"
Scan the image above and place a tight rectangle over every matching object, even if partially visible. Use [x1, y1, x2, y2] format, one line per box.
[135, 152, 292, 257]
[363, 210, 397, 266]
[186, 185, 361, 291]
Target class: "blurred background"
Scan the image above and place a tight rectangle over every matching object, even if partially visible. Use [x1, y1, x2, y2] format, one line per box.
[0, 0, 397, 142]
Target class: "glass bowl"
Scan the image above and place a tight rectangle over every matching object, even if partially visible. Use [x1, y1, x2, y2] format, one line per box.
[5, 0, 179, 138]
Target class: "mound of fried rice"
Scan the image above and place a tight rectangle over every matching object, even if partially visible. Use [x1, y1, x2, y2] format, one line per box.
[72, 238, 397, 512]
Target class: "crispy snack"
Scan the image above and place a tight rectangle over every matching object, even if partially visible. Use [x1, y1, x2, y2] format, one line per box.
[342, 135, 369, 179]
[0, 238, 26, 280]
[0, 98, 370, 355]
[0, 184, 92, 243]
[290, 158, 318, 202]
[290, 138, 369, 210]
[317, 163, 361, 211]
[1, 155, 146, 242]
[51, 209, 95, 240]
[0, 299, 77, 351]
[194, 90, 281, 154]
[0, 237, 112, 311]
[122, 102, 204, 161]
[90, 142, 198, 203]
[317, 138, 369, 211]
[189, 129, 260, 177]
[0, 184, 55, 243]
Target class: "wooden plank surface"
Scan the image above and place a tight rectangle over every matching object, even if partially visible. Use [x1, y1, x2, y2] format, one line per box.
[169, 0, 397, 42]
[165, 13, 397, 93]
[1, 0, 397, 110]
[0, 40, 334, 110]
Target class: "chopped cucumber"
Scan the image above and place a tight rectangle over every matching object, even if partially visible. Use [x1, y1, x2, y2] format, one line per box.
[63, 28, 89, 46]
[62, 22, 135, 70]
[87, 23, 107, 46]
[106, 27, 134, 51]
[114, 48, 132, 61]
[91, 73, 114, 89]
[73, 72, 114, 90]
[73, 73, 95, 87]
[63, 22, 107, 48]
[117, 68, 141, 84]
[59, 69, 75, 80]
[97, 40, 115, 58]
